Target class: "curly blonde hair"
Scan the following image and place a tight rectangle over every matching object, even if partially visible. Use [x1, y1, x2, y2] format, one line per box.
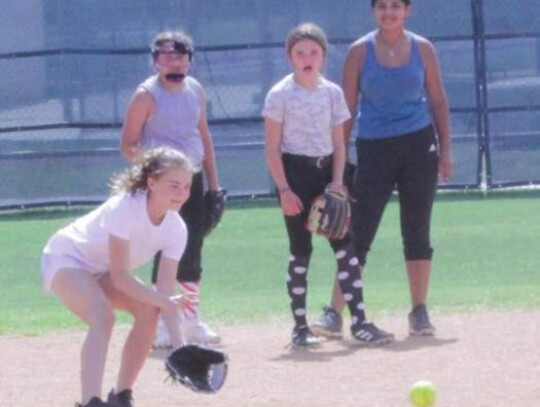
[110, 147, 195, 195]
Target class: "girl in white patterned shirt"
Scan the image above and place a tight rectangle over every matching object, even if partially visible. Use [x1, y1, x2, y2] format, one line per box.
[263, 23, 394, 348]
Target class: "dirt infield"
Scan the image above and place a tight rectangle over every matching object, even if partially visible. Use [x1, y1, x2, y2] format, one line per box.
[1, 309, 539, 407]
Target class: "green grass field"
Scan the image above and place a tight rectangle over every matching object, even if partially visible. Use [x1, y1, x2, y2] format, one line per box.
[0, 191, 539, 336]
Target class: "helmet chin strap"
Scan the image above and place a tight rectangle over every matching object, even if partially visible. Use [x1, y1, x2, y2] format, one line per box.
[165, 73, 186, 83]
[153, 63, 187, 83]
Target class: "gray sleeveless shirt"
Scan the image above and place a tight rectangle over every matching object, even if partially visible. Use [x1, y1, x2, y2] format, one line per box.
[139, 75, 204, 166]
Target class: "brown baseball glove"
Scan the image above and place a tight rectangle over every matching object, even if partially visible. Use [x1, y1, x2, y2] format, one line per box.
[306, 187, 351, 240]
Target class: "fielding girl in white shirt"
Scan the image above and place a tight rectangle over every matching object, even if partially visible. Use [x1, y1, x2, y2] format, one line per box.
[41, 147, 195, 407]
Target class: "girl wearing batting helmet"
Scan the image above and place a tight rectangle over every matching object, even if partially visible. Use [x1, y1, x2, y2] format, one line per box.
[120, 30, 223, 347]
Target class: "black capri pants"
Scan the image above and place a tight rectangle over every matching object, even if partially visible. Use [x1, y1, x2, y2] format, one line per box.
[280, 153, 351, 256]
[352, 125, 439, 265]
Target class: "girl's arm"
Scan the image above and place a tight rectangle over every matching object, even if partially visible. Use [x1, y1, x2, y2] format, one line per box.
[264, 116, 303, 216]
[198, 86, 220, 191]
[421, 39, 454, 182]
[120, 89, 154, 161]
[155, 256, 185, 347]
[342, 40, 365, 159]
[330, 123, 346, 188]
[108, 234, 182, 314]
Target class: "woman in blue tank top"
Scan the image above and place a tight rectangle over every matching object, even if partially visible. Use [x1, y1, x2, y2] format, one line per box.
[313, 0, 453, 339]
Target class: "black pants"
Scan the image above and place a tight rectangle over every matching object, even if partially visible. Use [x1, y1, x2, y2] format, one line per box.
[152, 171, 205, 283]
[280, 153, 367, 328]
[281, 153, 351, 254]
[352, 125, 439, 266]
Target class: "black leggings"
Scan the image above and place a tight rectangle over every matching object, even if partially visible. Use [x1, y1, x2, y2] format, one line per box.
[281, 153, 350, 255]
[352, 125, 439, 266]
[280, 153, 366, 329]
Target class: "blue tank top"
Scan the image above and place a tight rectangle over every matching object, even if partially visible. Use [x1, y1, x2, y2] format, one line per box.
[140, 75, 204, 166]
[356, 32, 431, 139]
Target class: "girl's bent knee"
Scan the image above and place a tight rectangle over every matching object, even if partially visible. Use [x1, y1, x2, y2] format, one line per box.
[88, 308, 115, 334]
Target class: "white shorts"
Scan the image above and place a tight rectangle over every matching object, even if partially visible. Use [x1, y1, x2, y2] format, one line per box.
[40, 253, 105, 294]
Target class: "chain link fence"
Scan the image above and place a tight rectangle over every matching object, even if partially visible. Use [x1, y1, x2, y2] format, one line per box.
[1, 0, 539, 208]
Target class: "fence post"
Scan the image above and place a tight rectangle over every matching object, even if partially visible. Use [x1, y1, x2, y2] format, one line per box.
[471, 0, 491, 191]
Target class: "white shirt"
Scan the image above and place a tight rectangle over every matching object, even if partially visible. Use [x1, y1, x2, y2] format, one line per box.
[43, 192, 186, 274]
[262, 74, 351, 157]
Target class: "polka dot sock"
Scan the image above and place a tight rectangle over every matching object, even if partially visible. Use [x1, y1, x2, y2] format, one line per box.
[286, 254, 310, 328]
[334, 243, 367, 326]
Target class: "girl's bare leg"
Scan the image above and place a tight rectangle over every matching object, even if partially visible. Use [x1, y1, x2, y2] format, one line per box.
[51, 269, 115, 405]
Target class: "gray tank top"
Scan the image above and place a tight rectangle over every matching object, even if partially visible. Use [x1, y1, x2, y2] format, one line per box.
[140, 75, 204, 166]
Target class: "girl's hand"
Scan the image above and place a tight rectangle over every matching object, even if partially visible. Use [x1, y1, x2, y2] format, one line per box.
[159, 293, 198, 313]
[326, 182, 346, 193]
[158, 295, 181, 313]
[180, 292, 199, 307]
[279, 188, 303, 216]
[438, 152, 454, 182]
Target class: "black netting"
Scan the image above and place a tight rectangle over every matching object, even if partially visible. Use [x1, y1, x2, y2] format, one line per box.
[1, 0, 539, 208]
[483, 0, 540, 35]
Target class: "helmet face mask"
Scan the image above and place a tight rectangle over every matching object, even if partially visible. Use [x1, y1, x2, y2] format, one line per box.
[152, 40, 193, 83]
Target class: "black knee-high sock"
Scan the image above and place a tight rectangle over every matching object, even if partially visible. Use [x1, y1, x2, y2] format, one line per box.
[286, 254, 310, 328]
[334, 243, 367, 327]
